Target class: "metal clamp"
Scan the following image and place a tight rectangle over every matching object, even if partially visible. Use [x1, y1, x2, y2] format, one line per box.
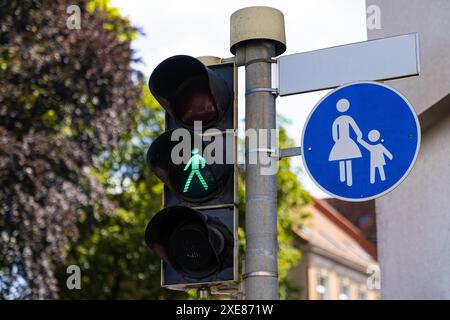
[246, 148, 279, 159]
[245, 57, 277, 67]
[245, 87, 279, 97]
[243, 271, 278, 279]
[247, 147, 277, 154]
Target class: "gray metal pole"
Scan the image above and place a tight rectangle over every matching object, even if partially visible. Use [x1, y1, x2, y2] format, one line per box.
[230, 6, 286, 300]
[243, 41, 278, 300]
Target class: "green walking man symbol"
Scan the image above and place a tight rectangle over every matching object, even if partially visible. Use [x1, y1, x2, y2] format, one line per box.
[183, 148, 208, 193]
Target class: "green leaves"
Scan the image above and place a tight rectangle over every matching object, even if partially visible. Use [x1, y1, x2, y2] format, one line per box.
[57, 84, 184, 299]
[88, 0, 139, 42]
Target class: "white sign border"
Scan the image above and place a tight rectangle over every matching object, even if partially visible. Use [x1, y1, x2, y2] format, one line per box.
[301, 81, 421, 202]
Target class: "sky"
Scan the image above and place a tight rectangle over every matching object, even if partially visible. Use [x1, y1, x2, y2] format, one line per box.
[110, 0, 368, 198]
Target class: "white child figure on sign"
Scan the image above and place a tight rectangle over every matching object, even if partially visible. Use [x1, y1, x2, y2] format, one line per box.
[357, 130, 394, 184]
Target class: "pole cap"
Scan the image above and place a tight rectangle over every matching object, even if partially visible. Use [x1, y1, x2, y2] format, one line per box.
[230, 6, 286, 56]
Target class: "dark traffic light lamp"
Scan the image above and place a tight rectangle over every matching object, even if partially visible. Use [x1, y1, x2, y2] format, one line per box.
[149, 55, 231, 130]
[145, 206, 234, 279]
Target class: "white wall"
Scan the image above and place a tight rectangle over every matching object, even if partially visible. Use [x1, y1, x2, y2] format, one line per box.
[377, 113, 450, 299]
[367, 0, 450, 299]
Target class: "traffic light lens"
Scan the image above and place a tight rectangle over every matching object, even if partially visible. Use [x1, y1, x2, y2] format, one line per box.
[168, 223, 217, 277]
[175, 76, 219, 126]
[172, 162, 217, 201]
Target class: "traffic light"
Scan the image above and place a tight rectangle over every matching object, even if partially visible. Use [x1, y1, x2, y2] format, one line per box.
[145, 55, 238, 290]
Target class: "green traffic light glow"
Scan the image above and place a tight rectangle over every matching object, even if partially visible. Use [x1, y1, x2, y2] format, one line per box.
[183, 148, 208, 193]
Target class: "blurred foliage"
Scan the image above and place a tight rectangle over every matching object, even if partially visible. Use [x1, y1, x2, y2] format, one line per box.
[87, 0, 139, 42]
[0, 0, 141, 298]
[275, 128, 312, 299]
[56, 88, 184, 299]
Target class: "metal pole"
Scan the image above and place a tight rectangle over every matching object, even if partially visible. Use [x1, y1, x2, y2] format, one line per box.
[243, 41, 278, 300]
[230, 6, 286, 300]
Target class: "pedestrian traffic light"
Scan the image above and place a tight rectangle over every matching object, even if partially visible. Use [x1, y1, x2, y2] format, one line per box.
[145, 55, 238, 290]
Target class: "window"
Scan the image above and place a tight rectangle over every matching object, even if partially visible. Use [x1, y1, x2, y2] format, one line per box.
[316, 272, 328, 300]
[339, 282, 350, 300]
[359, 289, 367, 300]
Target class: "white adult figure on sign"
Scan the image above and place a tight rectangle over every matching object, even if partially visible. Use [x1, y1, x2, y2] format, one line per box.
[328, 98, 363, 186]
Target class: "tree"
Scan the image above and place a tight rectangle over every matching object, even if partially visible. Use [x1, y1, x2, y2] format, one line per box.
[0, 0, 141, 298]
[56, 88, 184, 299]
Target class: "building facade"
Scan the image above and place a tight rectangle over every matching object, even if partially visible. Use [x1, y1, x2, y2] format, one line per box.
[366, 0, 450, 299]
[289, 199, 379, 300]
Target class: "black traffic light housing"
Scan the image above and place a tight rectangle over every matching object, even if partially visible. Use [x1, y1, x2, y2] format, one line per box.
[145, 55, 238, 290]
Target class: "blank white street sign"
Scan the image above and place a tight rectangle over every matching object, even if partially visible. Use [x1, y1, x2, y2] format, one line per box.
[278, 33, 420, 96]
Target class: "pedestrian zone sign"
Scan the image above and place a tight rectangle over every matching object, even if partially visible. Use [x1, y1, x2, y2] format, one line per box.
[302, 81, 421, 201]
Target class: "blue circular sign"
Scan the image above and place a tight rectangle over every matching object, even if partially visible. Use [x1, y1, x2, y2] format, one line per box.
[302, 81, 421, 201]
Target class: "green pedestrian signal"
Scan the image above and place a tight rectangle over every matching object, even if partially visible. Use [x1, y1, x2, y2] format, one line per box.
[183, 148, 208, 193]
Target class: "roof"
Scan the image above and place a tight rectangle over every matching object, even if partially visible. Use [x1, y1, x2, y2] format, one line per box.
[294, 198, 378, 269]
[324, 198, 377, 245]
